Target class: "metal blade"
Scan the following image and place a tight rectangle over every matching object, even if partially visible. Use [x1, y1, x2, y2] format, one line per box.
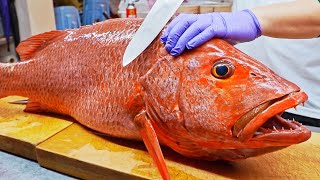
[122, 0, 184, 66]
[8, 99, 29, 105]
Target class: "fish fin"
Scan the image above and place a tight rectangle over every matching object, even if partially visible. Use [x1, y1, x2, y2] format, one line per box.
[24, 100, 46, 113]
[16, 30, 66, 61]
[134, 110, 170, 180]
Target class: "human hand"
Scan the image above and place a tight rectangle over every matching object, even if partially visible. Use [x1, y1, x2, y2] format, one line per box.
[161, 10, 262, 56]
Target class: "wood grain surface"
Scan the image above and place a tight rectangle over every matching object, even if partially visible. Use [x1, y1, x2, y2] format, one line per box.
[0, 96, 73, 160]
[0, 97, 319, 179]
[36, 124, 320, 180]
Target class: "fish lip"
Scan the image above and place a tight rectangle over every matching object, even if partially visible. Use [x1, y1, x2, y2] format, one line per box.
[233, 91, 310, 143]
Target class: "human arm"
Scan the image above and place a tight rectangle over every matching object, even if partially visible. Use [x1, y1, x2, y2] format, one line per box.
[253, 0, 320, 39]
[161, 0, 320, 56]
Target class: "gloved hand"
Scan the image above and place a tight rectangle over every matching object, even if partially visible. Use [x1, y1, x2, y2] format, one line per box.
[161, 10, 262, 56]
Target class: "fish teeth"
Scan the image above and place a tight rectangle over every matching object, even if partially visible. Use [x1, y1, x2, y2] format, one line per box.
[290, 128, 293, 131]
[254, 132, 263, 136]
[282, 127, 285, 131]
[273, 126, 277, 131]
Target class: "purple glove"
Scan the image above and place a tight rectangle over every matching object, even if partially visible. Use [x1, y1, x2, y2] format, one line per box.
[161, 10, 262, 56]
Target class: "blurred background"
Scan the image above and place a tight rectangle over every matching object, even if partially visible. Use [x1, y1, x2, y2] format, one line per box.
[0, 0, 233, 63]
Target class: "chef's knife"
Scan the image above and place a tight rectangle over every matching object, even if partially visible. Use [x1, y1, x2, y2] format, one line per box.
[122, 0, 184, 66]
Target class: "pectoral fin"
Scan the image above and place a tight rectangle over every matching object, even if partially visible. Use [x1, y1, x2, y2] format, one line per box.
[134, 110, 170, 180]
[24, 100, 48, 113]
[9, 99, 49, 113]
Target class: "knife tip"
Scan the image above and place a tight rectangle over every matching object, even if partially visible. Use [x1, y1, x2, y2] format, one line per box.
[122, 52, 131, 67]
[122, 60, 130, 67]
[122, 55, 132, 67]
[122, 50, 138, 67]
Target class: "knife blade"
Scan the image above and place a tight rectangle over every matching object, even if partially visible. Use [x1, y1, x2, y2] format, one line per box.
[122, 0, 184, 66]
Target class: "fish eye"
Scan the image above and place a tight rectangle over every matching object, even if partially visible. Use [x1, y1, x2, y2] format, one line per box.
[211, 60, 234, 79]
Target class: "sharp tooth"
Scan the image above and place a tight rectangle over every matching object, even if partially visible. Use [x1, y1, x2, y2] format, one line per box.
[282, 127, 285, 130]
[290, 128, 293, 131]
[293, 118, 295, 122]
[254, 132, 263, 136]
[273, 126, 277, 131]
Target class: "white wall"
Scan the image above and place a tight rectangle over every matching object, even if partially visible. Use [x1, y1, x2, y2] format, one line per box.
[15, 0, 56, 41]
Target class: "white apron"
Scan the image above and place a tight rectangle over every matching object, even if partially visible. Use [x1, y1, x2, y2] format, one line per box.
[233, 0, 320, 119]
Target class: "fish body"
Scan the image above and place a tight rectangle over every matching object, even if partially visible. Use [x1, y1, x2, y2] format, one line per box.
[2, 19, 158, 140]
[0, 19, 311, 179]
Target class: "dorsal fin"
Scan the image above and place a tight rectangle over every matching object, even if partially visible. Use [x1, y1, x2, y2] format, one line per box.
[16, 30, 66, 61]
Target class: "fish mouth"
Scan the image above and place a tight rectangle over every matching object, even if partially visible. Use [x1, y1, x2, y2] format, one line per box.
[233, 91, 311, 143]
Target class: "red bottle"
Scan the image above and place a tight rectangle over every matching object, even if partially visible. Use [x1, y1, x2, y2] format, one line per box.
[126, 0, 137, 18]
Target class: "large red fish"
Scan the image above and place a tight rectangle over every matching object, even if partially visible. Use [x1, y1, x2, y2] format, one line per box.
[0, 19, 311, 179]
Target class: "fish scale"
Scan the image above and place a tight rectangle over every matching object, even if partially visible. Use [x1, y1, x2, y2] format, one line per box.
[0, 19, 162, 140]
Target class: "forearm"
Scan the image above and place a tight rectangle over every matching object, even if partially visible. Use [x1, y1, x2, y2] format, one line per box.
[252, 0, 320, 38]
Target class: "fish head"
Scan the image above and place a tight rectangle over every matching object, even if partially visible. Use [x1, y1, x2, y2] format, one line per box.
[139, 39, 311, 160]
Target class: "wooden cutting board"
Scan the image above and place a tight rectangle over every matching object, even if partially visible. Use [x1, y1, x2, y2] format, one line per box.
[0, 96, 319, 179]
[0, 96, 73, 160]
[36, 124, 320, 180]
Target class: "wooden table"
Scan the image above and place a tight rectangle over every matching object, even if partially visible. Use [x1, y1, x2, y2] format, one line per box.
[0, 97, 319, 179]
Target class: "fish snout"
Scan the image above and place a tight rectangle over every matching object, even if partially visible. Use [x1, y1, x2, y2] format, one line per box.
[232, 91, 311, 144]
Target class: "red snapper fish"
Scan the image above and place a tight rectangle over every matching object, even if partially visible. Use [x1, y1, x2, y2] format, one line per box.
[0, 19, 311, 179]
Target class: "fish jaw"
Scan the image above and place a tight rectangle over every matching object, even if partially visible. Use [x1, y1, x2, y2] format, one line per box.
[233, 91, 311, 144]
